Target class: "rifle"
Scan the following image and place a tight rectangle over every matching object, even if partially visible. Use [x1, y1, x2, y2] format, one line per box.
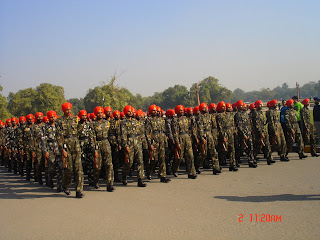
[149, 147, 154, 161]
[62, 144, 68, 169]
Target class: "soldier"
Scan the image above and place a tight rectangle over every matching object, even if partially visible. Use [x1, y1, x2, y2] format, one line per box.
[91, 106, 115, 192]
[56, 102, 84, 198]
[32, 112, 45, 184]
[136, 109, 149, 177]
[4, 118, 13, 170]
[0, 121, 5, 166]
[145, 105, 170, 183]
[197, 103, 220, 174]
[42, 111, 61, 189]
[77, 110, 95, 186]
[16, 116, 27, 176]
[120, 105, 147, 187]
[165, 109, 175, 175]
[251, 100, 275, 165]
[19, 114, 35, 181]
[171, 105, 197, 179]
[234, 100, 256, 168]
[284, 99, 307, 159]
[108, 110, 122, 182]
[216, 101, 238, 171]
[266, 99, 289, 162]
[300, 99, 319, 157]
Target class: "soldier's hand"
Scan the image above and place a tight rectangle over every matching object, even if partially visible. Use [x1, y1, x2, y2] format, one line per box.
[177, 144, 181, 150]
[275, 133, 278, 137]
[291, 129, 295, 135]
[223, 138, 227, 142]
[31, 152, 36, 158]
[45, 152, 49, 158]
[94, 151, 99, 158]
[21, 150, 24, 156]
[118, 145, 122, 151]
[202, 139, 207, 145]
[261, 133, 265, 139]
[62, 150, 68, 158]
[307, 129, 310, 133]
[8, 149, 12, 154]
[14, 149, 18, 154]
[149, 145, 154, 151]
[125, 147, 130, 154]
[244, 135, 248, 140]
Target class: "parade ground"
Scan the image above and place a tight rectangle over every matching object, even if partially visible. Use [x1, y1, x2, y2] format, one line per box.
[1, 153, 319, 240]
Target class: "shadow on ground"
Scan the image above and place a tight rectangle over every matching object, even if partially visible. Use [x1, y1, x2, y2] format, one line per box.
[214, 194, 320, 202]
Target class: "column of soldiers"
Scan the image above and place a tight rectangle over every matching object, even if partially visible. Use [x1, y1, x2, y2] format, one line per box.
[0, 98, 318, 198]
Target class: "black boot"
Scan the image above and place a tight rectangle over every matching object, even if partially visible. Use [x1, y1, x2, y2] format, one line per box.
[138, 178, 147, 187]
[107, 184, 115, 192]
[160, 177, 171, 183]
[311, 153, 319, 157]
[229, 166, 238, 171]
[196, 169, 201, 174]
[76, 192, 84, 198]
[212, 168, 220, 175]
[188, 174, 197, 179]
[122, 176, 127, 185]
[267, 157, 275, 165]
[280, 156, 289, 161]
[63, 187, 71, 195]
[299, 153, 307, 159]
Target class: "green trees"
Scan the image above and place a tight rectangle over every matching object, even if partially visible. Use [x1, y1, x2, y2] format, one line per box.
[7, 83, 66, 117]
[0, 85, 11, 120]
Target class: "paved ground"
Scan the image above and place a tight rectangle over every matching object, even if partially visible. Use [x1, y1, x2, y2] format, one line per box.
[1, 153, 320, 240]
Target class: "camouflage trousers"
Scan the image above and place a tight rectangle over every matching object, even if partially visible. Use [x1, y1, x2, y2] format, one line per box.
[165, 140, 175, 174]
[80, 145, 94, 185]
[253, 132, 272, 159]
[110, 143, 120, 179]
[46, 153, 62, 188]
[123, 137, 145, 179]
[147, 133, 166, 178]
[33, 148, 43, 181]
[269, 127, 287, 157]
[94, 140, 114, 186]
[62, 138, 84, 193]
[198, 131, 219, 171]
[23, 147, 33, 178]
[172, 134, 196, 176]
[236, 134, 254, 163]
[217, 132, 236, 167]
[286, 124, 304, 154]
[303, 126, 317, 155]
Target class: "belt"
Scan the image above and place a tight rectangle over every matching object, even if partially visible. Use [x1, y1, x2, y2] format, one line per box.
[64, 135, 76, 139]
[47, 139, 57, 143]
[153, 131, 164, 134]
[96, 137, 108, 141]
[79, 136, 89, 140]
[127, 134, 138, 138]
[179, 132, 187, 136]
[204, 129, 211, 132]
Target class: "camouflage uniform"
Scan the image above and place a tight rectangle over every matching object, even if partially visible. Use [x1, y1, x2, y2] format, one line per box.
[78, 120, 95, 185]
[138, 118, 149, 172]
[42, 123, 62, 188]
[31, 123, 44, 183]
[145, 116, 167, 178]
[234, 110, 255, 166]
[0, 126, 5, 165]
[216, 112, 237, 170]
[165, 116, 175, 174]
[120, 118, 145, 180]
[92, 119, 114, 187]
[18, 123, 34, 180]
[187, 114, 199, 171]
[6, 126, 19, 173]
[284, 107, 304, 155]
[171, 115, 197, 177]
[251, 108, 274, 164]
[266, 108, 287, 159]
[301, 106, 317, 155]
[197, 112, 220, 173]
[108, 118, 121, 181]
[56, 115, 84, 193]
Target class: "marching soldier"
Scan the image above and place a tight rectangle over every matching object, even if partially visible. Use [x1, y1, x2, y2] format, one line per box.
[266, 99, 289, 162]
[251, 100, 275, 165]
[216, 101, 238, 171]
[91, 106, 115, 192]
[165, 109, 175, 175]
[197, 103, 220, 174]
[56, 102, 85, 198]
[171, 105, 197, 179]
[32, 112, 45, 184]
[300, 99, 319, 157]
[145, 105, 170, 183]
[120, 105, 147, 187]
[77, 110, 95, 186]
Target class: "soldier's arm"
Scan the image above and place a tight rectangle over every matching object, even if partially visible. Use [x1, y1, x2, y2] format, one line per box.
[145, 118, 152, 146]
[171, 118, 179, 145]
[120, 121, 128, 148]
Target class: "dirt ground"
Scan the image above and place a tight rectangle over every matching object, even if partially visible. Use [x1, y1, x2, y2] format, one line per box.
[1, 153, 320, 240]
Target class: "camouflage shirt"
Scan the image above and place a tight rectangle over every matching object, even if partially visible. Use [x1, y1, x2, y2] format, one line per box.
[120, 117, 142, 148]
[42, 123, 60, 155]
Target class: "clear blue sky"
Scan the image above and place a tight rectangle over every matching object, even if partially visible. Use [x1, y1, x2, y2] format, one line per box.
[1, 0, 319, 99]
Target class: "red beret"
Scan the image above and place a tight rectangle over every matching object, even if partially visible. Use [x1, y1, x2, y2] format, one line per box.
[236, 100, 243, 108]
[254, 100, 262, 108]
[19, 116, 26, 123]
[78, 110, 87, 118]
[301, 98, 310, 106]
[286, 99, 294, 107]
[35, 112, 43, 119]
[123, 105, 132, 115]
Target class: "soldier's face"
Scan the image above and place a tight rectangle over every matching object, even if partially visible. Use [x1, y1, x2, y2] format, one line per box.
[49, 116, 55, 124]
[12, 120, 16, 126]
[221, 105, 226, 112]
[81, 114, 87, 121]
[179, 108, 184, 116]
[64, 108, 71, 116]
[114, 114, 119, 120]
[258, 104, 262, 110]
[106, 110, 112, 117]
[202, 107, 208, 113]
[20, 120, 25, 125]
[126, 109, 133, 117]
[7, 122, 12, 127]
[27, 118, 33, 125]
[37, 116, 43, 123]
[96, 111, 103, 119]
[151, 109, 157, 116]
